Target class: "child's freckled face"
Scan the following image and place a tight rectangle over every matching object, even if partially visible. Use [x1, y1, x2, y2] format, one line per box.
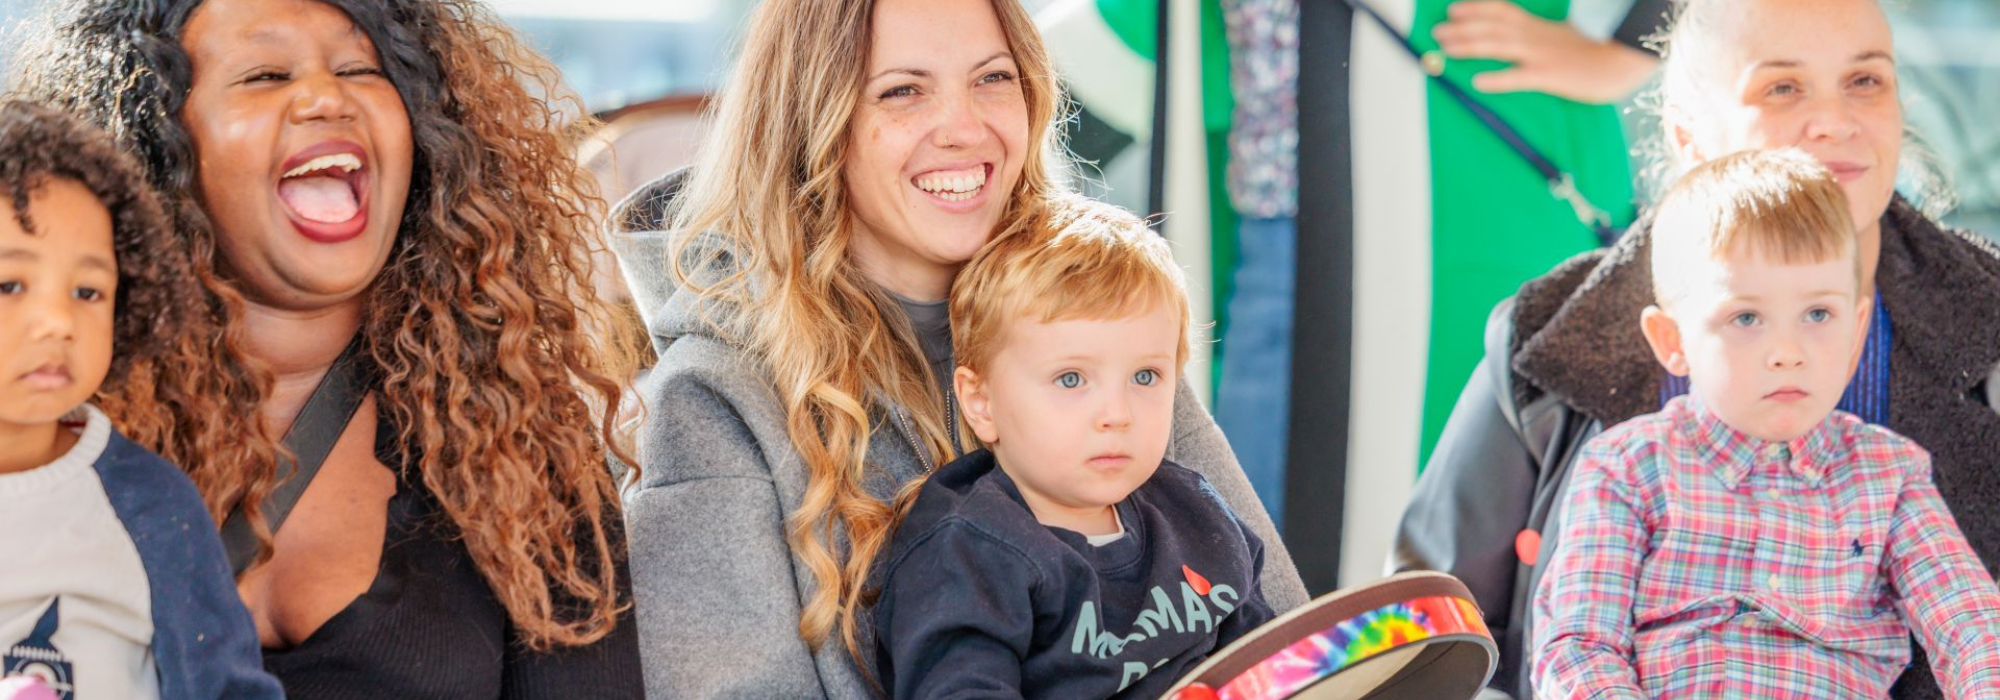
[0, 179, 117, 427]
[1664, 248, 1866, 441]
[957, 305, 1179, 533]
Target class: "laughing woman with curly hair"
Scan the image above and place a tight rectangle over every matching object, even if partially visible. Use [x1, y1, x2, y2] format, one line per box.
[14, 0, 643, 696]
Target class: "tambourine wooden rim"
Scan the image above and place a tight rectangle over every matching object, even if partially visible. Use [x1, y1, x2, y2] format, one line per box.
[1166, 571, 1497, 700]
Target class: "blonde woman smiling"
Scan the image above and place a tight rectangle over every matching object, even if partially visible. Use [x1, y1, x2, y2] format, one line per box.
[615, 0, 1310, 696]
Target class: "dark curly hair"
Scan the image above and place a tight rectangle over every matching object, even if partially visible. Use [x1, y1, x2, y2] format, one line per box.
[14, 0, 639, 648]
[0, 98, 211, 408]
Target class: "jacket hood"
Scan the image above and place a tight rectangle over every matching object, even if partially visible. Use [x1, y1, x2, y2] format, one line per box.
[613, 222, 746, 355]
[608, 167, 746, 353]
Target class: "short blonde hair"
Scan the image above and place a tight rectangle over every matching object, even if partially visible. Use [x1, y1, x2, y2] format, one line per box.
[951, 196, 1191, 374]
[1650, 149, 1858, 305]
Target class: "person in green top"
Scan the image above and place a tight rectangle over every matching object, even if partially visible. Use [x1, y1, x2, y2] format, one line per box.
[1414, 0, 1663, 465]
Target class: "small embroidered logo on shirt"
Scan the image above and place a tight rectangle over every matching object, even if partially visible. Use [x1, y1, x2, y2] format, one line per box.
[3, 598, 75, 700]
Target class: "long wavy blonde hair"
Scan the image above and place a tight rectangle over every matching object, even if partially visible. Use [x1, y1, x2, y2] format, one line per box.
[667, 0, 1068, 662]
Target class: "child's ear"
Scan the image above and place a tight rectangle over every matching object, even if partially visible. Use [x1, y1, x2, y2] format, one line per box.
[954, 366, 1000, 445]
[1641, 305, 1690, 376]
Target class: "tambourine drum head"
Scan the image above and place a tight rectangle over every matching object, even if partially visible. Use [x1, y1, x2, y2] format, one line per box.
[1292, 643, 1420, 700]
[1288, 637, 1494, 700]
[1166, 571, 1497, 700]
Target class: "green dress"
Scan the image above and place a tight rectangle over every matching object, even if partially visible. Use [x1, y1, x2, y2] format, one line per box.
[1412, 0, 1638, 466]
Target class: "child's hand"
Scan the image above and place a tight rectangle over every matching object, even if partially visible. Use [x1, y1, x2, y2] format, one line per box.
[0, 676, 57, 700]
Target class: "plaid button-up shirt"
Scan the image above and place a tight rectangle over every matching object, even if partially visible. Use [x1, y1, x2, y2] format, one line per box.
[1534, 394, 2000, 699]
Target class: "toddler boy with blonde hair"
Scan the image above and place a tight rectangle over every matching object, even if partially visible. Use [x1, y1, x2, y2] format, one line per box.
[1534, 149, 2000, 699]
[872, 197, 1275, 700]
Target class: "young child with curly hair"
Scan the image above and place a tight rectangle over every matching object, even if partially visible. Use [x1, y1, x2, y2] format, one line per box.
[0, 100, 281, 700]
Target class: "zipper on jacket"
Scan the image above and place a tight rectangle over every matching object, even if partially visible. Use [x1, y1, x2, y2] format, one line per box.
[888, 379, 968, 474]
[944, 390, 962, 457]
[892, 406, 936, 474]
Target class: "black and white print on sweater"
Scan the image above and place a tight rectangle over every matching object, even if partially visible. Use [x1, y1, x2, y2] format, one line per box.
[872, 449, 1277, 700]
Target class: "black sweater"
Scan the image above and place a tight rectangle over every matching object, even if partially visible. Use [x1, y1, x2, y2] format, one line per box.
[873, 449, 1275, 700]
[260, 418, 642, 699]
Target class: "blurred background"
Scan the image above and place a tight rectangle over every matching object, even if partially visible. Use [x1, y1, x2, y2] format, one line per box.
[1, 0, 1995, 593]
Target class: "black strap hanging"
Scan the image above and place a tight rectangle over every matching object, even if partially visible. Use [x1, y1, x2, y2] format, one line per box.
[1146, 0, 1172, 227]
[1339, 0, 1620, 247]
[219, 337, 378, 575]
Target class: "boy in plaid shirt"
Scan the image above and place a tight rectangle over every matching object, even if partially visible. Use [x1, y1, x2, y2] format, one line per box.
[1532, 149, 2000, 699]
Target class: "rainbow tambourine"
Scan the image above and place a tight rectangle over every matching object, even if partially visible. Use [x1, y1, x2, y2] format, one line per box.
[1164, 571, 1497, 700]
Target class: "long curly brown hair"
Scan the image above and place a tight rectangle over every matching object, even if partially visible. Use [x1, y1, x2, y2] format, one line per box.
[15, 0, 639, 649]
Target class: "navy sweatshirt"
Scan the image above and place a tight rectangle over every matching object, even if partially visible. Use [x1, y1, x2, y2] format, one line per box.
[98, 429, 283, 700]
[872, 449, 1274, 700]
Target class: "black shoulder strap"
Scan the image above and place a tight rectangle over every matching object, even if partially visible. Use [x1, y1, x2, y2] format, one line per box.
[219, 338, 378, 575]
[1338, 0, 1619, 247]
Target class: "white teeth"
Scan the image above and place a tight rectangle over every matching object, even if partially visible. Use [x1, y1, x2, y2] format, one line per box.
[282, 153, 364, 179]
[914, 168, 988, 198]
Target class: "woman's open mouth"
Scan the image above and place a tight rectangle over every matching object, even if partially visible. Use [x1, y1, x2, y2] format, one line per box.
[277, 142, 370, 243]
[912, 164, 991, 204]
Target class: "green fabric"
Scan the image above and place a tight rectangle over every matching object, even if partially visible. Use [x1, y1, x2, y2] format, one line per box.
[1410, 0, 1639, 468]
[1208, 127, 1239, 395]
[1095, 0, 1236, 130]
[1202, 0, 1239, 396]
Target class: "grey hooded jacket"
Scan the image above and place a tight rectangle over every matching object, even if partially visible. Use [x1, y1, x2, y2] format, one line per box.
[615, 179, 1309, 700]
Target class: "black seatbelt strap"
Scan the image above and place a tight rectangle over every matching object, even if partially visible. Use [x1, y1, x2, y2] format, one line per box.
[1338, 0, 1620, 246]
[219, 337, 377, 575]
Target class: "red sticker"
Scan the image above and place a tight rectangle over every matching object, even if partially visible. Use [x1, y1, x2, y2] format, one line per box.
[1184, 565, 1213, 596]
[1168, 683, 1220, 700]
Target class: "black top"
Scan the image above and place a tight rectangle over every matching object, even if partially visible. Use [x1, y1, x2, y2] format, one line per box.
[261, 416, 642, 699]
[873, 449, 1275, 700]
